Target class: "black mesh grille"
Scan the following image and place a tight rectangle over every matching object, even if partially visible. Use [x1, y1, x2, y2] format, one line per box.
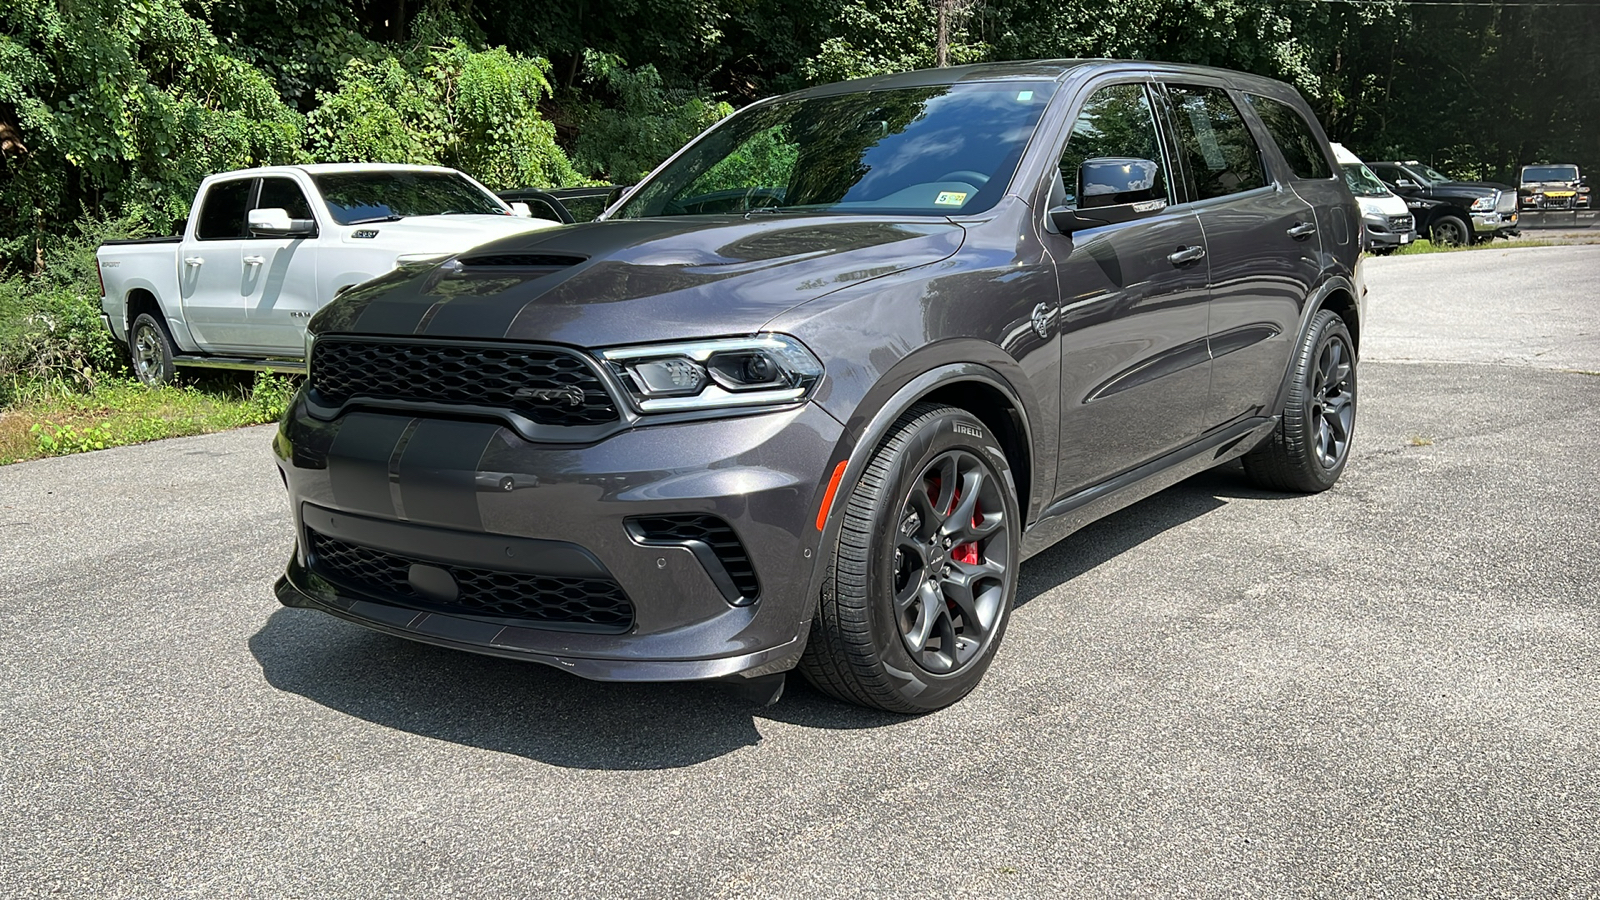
[1389, 214, 1414, 233]
[308, 530, 634, 630]
[628, 514, 759, 601]
[310, 339, 618, 426]
[457, 253, 586, 268]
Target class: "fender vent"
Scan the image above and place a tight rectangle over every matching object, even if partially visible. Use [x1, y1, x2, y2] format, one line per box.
[626, 515, 760, 606]
[456, 253, 586, 268]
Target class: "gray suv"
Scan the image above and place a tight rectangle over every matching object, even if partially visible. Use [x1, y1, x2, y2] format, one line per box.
[274, 61, 1365, 713]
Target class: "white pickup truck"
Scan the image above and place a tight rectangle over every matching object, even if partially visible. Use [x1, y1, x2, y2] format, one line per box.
[97, 163, 560, 385]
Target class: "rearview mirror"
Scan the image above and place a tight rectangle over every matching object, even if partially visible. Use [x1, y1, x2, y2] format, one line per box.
[1048, 157, 1168, 233]
[248, 208, 315, 237]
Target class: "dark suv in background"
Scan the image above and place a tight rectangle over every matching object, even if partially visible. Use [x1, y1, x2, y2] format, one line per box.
[1368, 159, 1519, 245]
[274, 61, 1365, 713]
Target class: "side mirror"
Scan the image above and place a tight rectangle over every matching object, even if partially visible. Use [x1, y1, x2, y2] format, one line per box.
[248, 207, 315, 237]
[605, 185, 633, 211]
[509, 202, 534, 218]
[1048, 157, 1168, 233]
[1394, 179, 1419, 191]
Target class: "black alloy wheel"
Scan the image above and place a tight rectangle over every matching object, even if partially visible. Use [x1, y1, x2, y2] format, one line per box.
[800, 403, 1021, 713]
[1430, 214, 1470, 247]
[1243, 309, 1358, 493]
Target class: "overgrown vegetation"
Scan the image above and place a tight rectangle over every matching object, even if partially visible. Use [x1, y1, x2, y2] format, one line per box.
[3, 0, 1596, 460]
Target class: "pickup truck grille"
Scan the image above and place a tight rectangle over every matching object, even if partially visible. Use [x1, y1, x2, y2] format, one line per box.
[310, 338, 618, 426]
[308, 529, 635, 631]
[1495, 191, 1517, 214]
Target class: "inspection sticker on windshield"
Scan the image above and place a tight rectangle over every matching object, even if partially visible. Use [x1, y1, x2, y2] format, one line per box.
[935, 191, 968, 206]
[1017, 90, 1034, 101]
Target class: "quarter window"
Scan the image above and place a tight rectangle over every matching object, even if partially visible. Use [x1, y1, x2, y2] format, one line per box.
[1166, 85, 1267, 200]
[1058, 84, 1171, 208]
[1245, 94, 1331, 180]
[195, 179, 253, 241]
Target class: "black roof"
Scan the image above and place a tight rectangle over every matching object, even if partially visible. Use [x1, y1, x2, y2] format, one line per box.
[782, 59, 1302, 102]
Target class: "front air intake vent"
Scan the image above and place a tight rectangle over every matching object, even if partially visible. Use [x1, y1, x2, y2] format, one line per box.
[626, 514, 760, 606]
[456, 253, 586, 268]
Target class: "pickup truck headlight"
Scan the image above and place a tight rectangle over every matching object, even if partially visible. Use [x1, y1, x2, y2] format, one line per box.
[598, 335, 823, 413]
[1470, 195, 1497, 212]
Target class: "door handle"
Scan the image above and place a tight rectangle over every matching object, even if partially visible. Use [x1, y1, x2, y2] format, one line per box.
[243, 256, 265, 266]
[1287, 222, 1317, 239]
[1167, 245, 1206, 266]
[184, 256, 205, 267]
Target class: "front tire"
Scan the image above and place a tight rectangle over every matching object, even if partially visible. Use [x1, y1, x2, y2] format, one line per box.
[800, 404, 1021, 713]
[1244, 309, 1357, 493]
[1430, 214, 1471, 247]
[130, 313, 176, 387]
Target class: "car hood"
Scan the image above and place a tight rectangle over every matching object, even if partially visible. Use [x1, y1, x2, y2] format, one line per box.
[1358, 193, 1410, 218]
[314, 215, 966, 347]
[337, 214, 559, 250]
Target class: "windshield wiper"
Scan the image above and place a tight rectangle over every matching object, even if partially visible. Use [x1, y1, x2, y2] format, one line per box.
[345, 214, 406, 225]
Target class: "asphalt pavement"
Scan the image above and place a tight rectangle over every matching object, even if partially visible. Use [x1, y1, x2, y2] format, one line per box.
[2, 246, 1598, 898]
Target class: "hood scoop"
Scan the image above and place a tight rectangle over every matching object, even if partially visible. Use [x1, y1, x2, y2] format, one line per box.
[457, 253, 587, 269]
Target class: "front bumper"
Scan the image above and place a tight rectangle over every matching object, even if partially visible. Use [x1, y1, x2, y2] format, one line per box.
[1362, 214, 1415, 249]
[1471, 210, 1518, 234]
[274, 396, 846, 682]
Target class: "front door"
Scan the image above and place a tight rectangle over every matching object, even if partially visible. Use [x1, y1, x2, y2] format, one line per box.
[244, 176, 322, 355]
[1041, 82, 1213, 498]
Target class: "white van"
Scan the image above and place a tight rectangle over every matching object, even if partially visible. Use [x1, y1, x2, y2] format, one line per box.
[1332, 143, 1417, 254]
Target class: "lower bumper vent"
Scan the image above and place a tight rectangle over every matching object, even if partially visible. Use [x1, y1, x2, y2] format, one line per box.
[626, 515, 760, 606]
[308, 530, 634, 631]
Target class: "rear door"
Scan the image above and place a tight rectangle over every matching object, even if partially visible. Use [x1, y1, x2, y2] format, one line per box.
[243, 175, 322, 355]
[179, 177, 253, 351]
[1039, 80, 1213, 496]
[1159, 82, 1321, 431]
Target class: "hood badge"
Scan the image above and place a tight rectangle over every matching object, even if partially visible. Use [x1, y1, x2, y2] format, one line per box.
[514, 385, 586, 408]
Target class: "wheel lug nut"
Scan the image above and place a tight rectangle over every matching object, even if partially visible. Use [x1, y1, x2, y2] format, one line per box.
[943, 538, 952, 548]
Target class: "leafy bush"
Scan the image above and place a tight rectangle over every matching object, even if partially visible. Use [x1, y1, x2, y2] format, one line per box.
[571, 52, 733, 184]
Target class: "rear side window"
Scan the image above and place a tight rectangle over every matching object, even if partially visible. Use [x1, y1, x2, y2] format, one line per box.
[256, 177, 315, 220]
[1058, 83, 1172, 208]
[196, 179, 253, 240]
[1245, 94, 1332, 180]
[1165, 85, 1267, 201]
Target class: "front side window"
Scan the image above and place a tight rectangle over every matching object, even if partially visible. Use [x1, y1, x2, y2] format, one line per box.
[196, 179, 253, 241]
[256, 177, 316, 221]
[314, 171, 507, 225]
[1245, 94, 1331, 180]
[1057, 83, 1171, 208]
[1166, 84, 1267, 201]
[614, 81, 1058, 218]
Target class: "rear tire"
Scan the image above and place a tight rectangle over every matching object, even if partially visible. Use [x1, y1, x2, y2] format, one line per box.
[130, 313, 176, 387]
[1429, 214, 1470, 247]
[1243, 309, 1357, 493]
[799, 403, 1021, 713]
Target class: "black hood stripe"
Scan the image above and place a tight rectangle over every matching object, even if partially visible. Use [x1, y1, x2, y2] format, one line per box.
[393, 420, 502, 530]
[327, 414, 415, 518]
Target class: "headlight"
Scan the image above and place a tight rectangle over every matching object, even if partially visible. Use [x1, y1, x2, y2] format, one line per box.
[598, 334, 823, 412]
[1470, 195, 1496, 212]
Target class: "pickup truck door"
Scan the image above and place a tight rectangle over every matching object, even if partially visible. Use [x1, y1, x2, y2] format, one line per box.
[243, 176, 322, 355]
[180, 177, 255, 351]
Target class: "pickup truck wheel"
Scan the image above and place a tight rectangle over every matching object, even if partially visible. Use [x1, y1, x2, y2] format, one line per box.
[799, 404, 1020, 713]
[130, 313, 176, 387]
[1429, 215, 1470, 247]
[1244, 309, 1357, 493]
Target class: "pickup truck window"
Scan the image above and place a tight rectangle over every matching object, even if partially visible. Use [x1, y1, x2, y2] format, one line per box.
[1245, 94, 1331, 180]
[313, 171, 506, 225]
[196, 179, 253, 240]
[257, 177, 316, 220]
[614, 81, 1058, 218]
[1166, 84, 1267, 200]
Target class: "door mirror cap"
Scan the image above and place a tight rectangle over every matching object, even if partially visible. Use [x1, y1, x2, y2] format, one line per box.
[1049, 157, 1168, 233]
[248, 208, 315, 237]
[1394, 179, 1419, 191]
[509, 201, 534, 218]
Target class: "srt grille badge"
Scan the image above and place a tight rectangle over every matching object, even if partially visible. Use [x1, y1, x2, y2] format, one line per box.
[514, 385, 586, 408]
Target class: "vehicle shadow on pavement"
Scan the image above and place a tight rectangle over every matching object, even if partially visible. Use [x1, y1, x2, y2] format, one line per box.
[247, 468, 1263, 770]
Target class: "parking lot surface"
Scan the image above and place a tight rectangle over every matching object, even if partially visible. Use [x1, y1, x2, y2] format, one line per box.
[2, 246, 1598, 898]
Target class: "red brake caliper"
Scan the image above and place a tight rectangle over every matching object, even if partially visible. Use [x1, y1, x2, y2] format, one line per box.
[952, 498, 981, 566]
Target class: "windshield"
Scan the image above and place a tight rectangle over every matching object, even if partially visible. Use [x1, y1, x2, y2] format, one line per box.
[614, 81, 1058, 219]
[1523, 165, 1579, 184]
[1342, 163, 1391, 198]
[1412, 164, 1452, 185]
[314, 171, 507, 225]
